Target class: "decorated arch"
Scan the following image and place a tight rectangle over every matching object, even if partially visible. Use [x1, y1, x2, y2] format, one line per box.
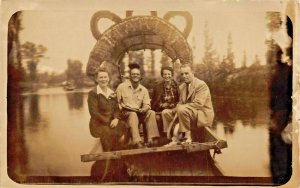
[86, 11, 193, 78]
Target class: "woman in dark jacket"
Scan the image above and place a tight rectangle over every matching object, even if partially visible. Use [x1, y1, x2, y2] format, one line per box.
[151, 66, 179, 133]
[88, 67, 128, 151]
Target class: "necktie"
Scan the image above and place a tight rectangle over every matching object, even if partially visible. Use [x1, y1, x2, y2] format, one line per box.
[186, 83, 189, 101]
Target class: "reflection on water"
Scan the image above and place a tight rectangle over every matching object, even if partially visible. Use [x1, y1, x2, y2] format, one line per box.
[8, 88, 272, 178]
[66, 92, 84, 110]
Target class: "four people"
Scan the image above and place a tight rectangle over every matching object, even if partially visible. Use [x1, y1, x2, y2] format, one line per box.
[88, 63, 214, 150]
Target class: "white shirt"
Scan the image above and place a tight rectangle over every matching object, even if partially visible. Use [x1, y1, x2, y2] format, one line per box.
[96, 85, 114, 99]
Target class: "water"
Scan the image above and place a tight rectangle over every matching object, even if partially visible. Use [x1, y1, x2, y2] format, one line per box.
[8, 87, 272, 178]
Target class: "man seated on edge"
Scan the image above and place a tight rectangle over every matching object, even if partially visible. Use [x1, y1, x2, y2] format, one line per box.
[116, 63, 160, 148]
[162, 64, 214, 146]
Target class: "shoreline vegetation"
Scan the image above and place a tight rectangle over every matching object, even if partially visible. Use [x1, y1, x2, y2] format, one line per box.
[18, 62, 271, 98]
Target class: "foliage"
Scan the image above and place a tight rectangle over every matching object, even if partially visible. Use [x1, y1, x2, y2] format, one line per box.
[20, 41, 47, 81]
[65, 59, 84, 87]
[225, 33, 235, 70]
[8, 12, 25, 94]
[242, 50, 247, 68]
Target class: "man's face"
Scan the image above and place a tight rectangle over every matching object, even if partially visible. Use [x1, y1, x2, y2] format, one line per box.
[180, 66, 194, 84]
[130, 68, 141, 83]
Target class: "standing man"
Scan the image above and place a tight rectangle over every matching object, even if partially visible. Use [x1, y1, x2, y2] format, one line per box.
[162, 64, 214, 146]
[116, 63, 160, 148]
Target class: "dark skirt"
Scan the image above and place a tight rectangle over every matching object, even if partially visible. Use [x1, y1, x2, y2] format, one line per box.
[90, 119, 128, 151]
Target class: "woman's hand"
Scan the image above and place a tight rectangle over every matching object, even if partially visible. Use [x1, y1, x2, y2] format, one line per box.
[110, 118, 119, 128]
[108, 92, 116, 99]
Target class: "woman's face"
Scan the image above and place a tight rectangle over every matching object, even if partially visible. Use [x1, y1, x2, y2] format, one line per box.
[96, 71, 109, 87]
[162, 69, 172, 82]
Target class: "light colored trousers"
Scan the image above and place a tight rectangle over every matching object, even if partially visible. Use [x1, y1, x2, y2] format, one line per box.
[122, 110, 160, 143]
[161, 105, 197, 133]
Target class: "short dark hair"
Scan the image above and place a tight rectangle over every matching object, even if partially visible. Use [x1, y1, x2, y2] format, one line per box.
[128, 63, 140, 70]
[160, 66, 174, 77]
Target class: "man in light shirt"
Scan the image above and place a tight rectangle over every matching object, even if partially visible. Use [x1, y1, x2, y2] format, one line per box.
[116, 63, 160, 148]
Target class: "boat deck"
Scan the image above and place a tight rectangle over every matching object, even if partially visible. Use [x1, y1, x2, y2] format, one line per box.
[81, 127, 227, 180]
[81, 139, 227, 162]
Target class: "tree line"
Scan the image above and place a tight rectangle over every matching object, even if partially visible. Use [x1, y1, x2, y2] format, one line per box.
[8, 12, 285, 96]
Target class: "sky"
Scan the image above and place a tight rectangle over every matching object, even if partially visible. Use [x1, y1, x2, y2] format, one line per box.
[18, 0, 289, 74]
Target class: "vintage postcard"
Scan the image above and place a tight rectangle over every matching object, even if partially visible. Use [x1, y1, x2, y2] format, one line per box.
[1, 0, 299, 187]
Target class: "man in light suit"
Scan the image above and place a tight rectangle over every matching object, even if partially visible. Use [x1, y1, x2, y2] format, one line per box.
[162, 64, 214, 146]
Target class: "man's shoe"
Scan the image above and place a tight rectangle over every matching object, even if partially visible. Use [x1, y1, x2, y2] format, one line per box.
[133, 142, 146, 149]
[147, 138, 160, 147]
[181, 138, 192, 145]
[163, 140, 179, 147]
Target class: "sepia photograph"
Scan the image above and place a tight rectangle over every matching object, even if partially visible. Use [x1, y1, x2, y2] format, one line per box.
[1, 0, 299, 187]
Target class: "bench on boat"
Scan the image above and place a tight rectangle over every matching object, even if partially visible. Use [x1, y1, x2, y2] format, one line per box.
[81, 127, 227, 179]
[81, 127, 227, 162]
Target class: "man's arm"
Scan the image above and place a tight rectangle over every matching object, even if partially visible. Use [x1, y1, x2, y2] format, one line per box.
[140, 88, 151, 112]
[185, 83, 211, 110]
[116, 84, 124, 109]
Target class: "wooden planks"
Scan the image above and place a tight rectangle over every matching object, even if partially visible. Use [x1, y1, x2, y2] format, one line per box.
[81, 140, 227, 162]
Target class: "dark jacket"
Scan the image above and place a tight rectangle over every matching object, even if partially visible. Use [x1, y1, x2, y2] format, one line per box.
[151, 80, 179, 112]
[88, 88, 120, 129]
[87, 87, 128, 152]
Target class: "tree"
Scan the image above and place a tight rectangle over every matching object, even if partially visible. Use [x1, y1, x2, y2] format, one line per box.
[265, 12, 282, 66]
[225, 32, 235, 70]
[160, 51, 172, 67]
[129, 51, 145, 75]
[242, 50, 247, 68]
[202, 21, 217, 68]
[65, 59, 84, 87]
[20, 41, 47, 82]
[150, 50, 155, 75]
[201, 21, 218, 87]
[191, 35, 197, 68]
[8, 12, 22, 69]
[8, 12, 24, 93]
[252, 55, 261, 67]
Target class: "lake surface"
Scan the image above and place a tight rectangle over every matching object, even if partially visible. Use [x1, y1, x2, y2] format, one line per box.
[8, 87, 272, 178]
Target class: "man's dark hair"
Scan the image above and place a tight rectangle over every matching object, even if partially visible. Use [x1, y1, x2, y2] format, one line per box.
[128, 63, 140, 70]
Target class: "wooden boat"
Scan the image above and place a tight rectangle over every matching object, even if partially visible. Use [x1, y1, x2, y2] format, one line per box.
[82, 13, 227, 183]
[81, 126, 227, 182]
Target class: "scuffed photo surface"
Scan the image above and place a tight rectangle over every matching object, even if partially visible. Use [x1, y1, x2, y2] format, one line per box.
[4, 0, 298, 186]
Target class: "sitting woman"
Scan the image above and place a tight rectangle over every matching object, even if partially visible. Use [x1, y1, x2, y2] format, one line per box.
[88, 67, 128, 152]
[151, 66, 179, 135]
